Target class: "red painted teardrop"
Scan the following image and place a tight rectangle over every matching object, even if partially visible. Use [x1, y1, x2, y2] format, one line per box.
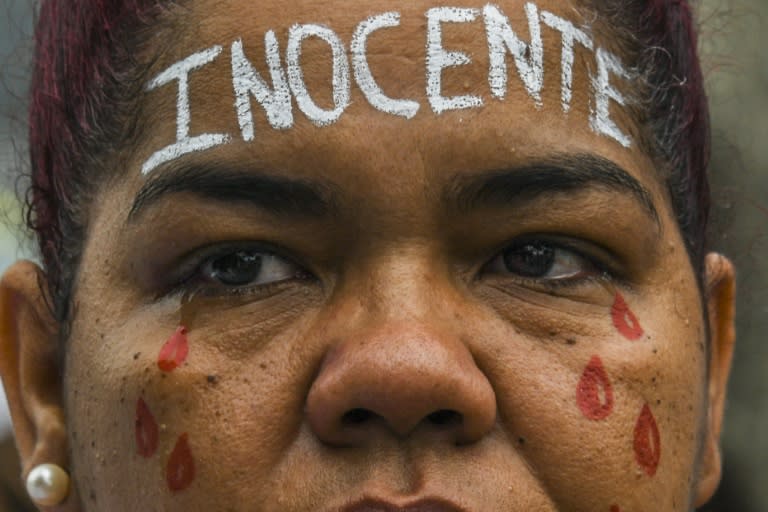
[611, 292, 644, 340]
[576, 355, 614, 420]
[158, 326, 189, 372]
[634, 403, 661, 476]
[135, 397, 158, 458]
[167, 433, 195, 492]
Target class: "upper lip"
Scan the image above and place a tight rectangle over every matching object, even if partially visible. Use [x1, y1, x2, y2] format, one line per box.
[339, 497, 468, 512]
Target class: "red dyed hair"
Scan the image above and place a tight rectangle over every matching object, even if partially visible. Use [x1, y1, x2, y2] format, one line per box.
[25, 0, 712, 322]
[639, 0, 711, 266]
[587, 0, 710, 266]
[28, 0, 171, 321]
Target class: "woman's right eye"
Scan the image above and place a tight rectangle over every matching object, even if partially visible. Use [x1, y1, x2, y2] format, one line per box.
[198, 249, 305, 289]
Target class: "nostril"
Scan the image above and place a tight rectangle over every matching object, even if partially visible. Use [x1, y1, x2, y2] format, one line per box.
[342, 408, 375, 425]
[427, 409, 462, 427]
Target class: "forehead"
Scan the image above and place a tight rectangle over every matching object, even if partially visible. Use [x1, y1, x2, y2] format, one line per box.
[186, 0, 590, 94]
[135, 0, 650, 190]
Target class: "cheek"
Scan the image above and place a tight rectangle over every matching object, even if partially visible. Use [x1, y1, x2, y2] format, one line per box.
[66, 285, 318, 510]
[485, 291, 700, 510]
[88, 324, 308, 509]
[60, 324, 216, 507]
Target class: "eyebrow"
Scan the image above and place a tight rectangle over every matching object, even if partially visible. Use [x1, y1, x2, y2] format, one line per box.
[445, 153, 660, 226]
[128, 154, 660, 229]
[128, 163, 335, 223]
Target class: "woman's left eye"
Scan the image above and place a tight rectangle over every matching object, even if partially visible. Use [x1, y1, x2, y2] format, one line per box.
[484, 240, 598, 282]
[199, 249, 303, 288]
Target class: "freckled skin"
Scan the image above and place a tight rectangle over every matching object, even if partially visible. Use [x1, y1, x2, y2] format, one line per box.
[0, 0, 736, 511]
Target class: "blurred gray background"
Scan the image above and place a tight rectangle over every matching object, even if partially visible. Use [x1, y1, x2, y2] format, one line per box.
[700, 1, 768, 509]
[0, 0, 765, 510]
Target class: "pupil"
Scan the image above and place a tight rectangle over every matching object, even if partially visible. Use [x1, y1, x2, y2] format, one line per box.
[211, 251, 262, 285]
[503, 242, 555, 277]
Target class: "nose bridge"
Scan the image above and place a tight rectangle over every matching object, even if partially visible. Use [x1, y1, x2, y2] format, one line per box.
[350, 243, 452, 321]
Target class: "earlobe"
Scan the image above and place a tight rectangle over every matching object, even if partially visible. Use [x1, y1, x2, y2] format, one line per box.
[0, 260, 81, 511]
[694, 253, 736, 507]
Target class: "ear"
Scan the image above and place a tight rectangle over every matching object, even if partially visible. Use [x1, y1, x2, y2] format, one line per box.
[693, 253, 736, 507]
[0, 260, 81, 511]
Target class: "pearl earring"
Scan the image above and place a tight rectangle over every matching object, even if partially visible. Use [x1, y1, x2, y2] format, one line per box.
[25, 463, 70, 507]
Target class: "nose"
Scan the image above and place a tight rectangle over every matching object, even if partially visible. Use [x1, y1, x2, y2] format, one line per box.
[306, 322, 496, 446]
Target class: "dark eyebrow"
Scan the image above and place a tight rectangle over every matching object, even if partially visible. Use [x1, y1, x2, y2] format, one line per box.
[445, 153, 660, 226]
[128, 163, 335, 223]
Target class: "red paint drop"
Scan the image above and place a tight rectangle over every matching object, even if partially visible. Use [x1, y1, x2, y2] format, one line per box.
[158, 326, 189, 372]
[611, 292, 644, 340]
[610, 506, 621, 512]
[576, 355, 614, 420]
[634, 403, 661, 476]
[135, 397, 158, 458]
[167, 433, 195, 492]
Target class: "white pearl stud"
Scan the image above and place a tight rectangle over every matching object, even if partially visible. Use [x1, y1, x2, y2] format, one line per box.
[25, 463, 70, 506]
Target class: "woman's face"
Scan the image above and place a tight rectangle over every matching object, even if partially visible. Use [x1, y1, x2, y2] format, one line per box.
[1, 0, 736, 511]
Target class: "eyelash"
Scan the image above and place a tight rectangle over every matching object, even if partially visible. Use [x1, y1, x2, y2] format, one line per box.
[161, 243, 312, 300]
[161, 237, 617, 301]
[480, 237, 616, 291]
